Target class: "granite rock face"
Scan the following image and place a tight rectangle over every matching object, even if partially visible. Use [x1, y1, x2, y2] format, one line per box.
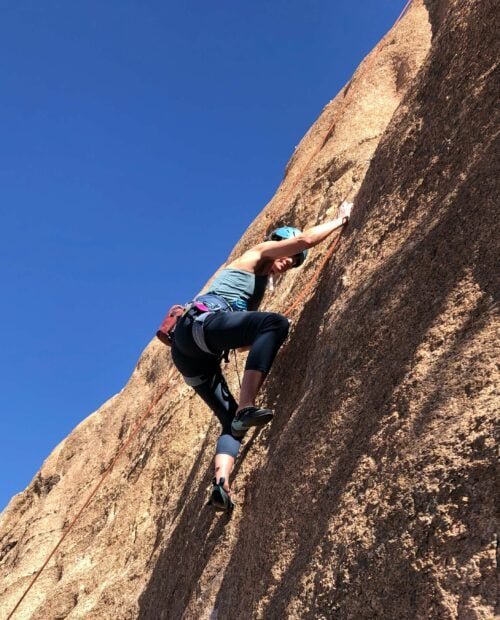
[1, 1, 498, 618]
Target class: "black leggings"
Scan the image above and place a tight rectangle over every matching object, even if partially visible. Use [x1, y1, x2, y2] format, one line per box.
[171, 311, 289, 457]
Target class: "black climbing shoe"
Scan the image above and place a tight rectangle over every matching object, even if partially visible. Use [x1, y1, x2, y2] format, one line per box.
[207, 477, 234, 514]
[231, 406, 274, 438]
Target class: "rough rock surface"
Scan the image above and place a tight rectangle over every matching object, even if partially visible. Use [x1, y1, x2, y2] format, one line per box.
[1, 1, 498, 618]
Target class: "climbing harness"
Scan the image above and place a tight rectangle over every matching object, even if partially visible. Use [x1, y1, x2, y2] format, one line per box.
[185, 294, 233, 356]
[156, 293, 233, 359]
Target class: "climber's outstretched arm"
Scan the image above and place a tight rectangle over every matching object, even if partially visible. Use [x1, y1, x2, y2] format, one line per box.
[236, 214, 348, 269]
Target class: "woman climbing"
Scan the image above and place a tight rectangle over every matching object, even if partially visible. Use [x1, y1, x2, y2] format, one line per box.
[168, 204, 351, 512]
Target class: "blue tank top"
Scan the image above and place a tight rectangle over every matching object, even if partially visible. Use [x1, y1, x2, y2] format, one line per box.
[207, 268, 268, 311]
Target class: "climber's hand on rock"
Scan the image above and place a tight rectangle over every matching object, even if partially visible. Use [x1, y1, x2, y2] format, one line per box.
[338, 201, 353, 221]
[323, 200, 353, 222]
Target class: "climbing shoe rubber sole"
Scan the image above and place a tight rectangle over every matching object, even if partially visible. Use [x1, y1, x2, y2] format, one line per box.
[231, 406, 274, 438]
[207, 477, 234, 514]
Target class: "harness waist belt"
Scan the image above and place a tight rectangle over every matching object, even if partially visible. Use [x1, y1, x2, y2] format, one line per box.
[193, 293, 233, 313]
[187, 293, 232, 355]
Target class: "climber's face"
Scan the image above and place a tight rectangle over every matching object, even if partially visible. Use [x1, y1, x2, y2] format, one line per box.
[271, 257, 295, 274]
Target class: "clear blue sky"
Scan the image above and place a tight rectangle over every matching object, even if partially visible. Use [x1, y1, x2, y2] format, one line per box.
[0, 1, 408, 511]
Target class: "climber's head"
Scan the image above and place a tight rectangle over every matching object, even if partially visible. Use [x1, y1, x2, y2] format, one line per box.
[270, 256, 296, 274]
[268, 226, 308, 272]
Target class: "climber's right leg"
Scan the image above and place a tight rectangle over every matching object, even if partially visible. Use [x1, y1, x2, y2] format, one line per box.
[203, 311, 290, 435]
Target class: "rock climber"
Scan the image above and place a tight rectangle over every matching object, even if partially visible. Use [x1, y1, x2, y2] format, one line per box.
[168, 204, 351, 512]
